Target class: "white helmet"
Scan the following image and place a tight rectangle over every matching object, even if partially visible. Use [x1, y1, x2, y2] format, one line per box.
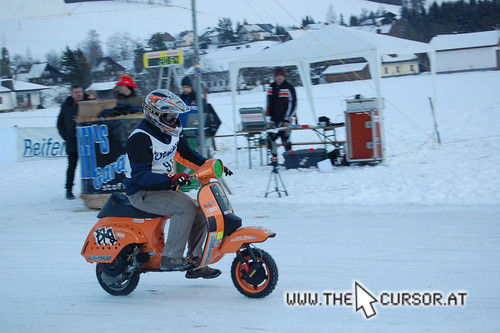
[143, 89, 190, 136]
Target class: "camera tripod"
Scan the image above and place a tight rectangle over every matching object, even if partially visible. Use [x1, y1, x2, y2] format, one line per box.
[264, 161, 288, 198]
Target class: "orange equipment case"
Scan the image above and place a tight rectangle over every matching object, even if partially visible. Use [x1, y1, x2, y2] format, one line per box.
[345, 97, 384, 163]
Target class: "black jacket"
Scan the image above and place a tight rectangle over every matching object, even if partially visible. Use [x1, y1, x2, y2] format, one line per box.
[266, 81, 297, 125]
[115, 90, 143, 107]
[57, 95, 88, 154]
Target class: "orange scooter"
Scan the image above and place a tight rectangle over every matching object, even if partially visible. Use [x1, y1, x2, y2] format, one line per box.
[81, 159, 278, 298]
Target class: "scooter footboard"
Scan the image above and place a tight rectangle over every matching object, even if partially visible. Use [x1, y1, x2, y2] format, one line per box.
[219, 226, 276, 254]
[81, 219, 148, 263]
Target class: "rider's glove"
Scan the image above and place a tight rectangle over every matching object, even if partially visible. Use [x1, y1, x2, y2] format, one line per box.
[224, 166, 233, 176]
[171, 173, 190, 188]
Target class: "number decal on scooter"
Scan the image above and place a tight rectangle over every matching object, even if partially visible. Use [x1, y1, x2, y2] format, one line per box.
[94, 227, 118, 246]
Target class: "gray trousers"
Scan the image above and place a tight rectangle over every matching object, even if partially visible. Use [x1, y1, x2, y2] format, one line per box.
[128, 190, 206, 259]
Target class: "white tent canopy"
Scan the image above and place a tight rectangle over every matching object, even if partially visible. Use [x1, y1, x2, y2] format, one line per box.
[229, 24, 437, 133]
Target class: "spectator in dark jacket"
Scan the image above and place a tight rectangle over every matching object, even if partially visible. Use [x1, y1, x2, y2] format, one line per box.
[114, 74, 143, 107]
[178, 76, 207, 129]
[57, 85, 88, 199]
[266, 67, 297, 164]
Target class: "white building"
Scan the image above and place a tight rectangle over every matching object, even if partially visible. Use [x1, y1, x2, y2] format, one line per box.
[381, 54, 420, 77]
[430, 30, 500, 73]
[0, 79, 49, 112]
[238, 24, 273, 42]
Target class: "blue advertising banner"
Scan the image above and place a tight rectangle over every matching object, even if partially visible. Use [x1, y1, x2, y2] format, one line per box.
[77, 117, 142, 194]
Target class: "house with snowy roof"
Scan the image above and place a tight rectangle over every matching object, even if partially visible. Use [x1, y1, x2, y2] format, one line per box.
[15, 62, 63, 86]
[322, 62, 370, 83]
[157, 32, 176, 49]
[176, 31, 194, 47]
[381, 54, 420, 77]
[0, 79, 49, 112]
[430, 30, 500, 73]
[238, 24, 274, 42]
[91, 57, 125, 82]
[85, 81, 117, 100]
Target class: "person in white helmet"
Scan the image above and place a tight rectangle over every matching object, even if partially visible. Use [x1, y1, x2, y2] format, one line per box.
[124, 89, 232, 278]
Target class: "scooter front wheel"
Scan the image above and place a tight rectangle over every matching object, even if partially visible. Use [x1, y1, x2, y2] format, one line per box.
[231, 247, 278, 298]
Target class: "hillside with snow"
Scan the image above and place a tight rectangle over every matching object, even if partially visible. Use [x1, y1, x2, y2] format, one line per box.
[1, 0, 402, 59]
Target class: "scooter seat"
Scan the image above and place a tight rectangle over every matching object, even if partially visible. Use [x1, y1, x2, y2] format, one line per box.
[97, 192, 163, 219]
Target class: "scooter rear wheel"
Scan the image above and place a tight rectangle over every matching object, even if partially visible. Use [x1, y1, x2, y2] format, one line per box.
[231, 248, 278, 298]
[96, 263, 140, 296]
[95, 248, 140, 296]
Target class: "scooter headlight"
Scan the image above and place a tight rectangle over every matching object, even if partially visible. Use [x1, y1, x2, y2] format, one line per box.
[213, 160, 223, 178]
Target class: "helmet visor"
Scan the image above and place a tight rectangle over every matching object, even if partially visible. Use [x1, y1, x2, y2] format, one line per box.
[159, 112, 179, 125]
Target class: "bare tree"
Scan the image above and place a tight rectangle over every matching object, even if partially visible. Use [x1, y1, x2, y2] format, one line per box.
[326, 4, 337, 24]
[106, 32, 135, 61]
[45, 49, 61, 68]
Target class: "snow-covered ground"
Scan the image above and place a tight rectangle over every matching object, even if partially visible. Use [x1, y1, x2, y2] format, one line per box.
[0, 70, 499, 331]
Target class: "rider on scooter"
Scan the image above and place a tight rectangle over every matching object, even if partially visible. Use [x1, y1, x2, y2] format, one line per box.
[124, 89, 231, 279]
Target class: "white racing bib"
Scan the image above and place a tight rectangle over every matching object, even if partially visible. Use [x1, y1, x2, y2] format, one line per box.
[125, 128, 179, 177]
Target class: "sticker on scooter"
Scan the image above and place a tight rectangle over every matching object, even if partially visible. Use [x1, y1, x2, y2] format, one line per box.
[94, 227, 117, 245]
[207, 207, 218, 213]
[231, 235, 257, 242]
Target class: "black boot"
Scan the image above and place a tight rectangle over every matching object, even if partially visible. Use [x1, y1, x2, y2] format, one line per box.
[185, 266, 221, 279]
[66, 189, 75, 200]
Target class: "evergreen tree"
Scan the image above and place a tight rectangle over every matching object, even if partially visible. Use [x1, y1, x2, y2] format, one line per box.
[60, 46, 91, 87]
[301, 16, 315, 27]
[74, 48, 92, 88]
[82, 29, 103, 67]
[133, 43, 146, 73]
[349, 15, 359, 26]
[217, 17, 235, 44]
[0, 47, 12, 78]
[340, 14, 346, 26]
[236, 21, 243, 36]
[61, 47, 78, 84]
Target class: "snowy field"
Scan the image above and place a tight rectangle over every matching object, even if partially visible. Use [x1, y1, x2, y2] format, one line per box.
[0, 70, 499, 331]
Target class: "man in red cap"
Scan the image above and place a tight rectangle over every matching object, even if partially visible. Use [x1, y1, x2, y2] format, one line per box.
[115, 74, 143, 106]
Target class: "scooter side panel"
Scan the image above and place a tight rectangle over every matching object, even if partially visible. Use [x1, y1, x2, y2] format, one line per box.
[197, 182, 226, 268]
[81, 217, 157, 263]
[219, 226, 276, 254]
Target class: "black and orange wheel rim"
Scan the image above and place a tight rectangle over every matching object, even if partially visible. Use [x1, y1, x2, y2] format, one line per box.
[234, 256, 271, 293]
[231, 248, 278, 298]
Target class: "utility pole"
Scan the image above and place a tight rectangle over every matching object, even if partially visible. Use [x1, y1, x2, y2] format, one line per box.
[191, 0, 207, 156]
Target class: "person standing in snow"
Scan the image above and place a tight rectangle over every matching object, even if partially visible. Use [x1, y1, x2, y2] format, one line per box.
[177, 76, 207, 129]
[124, 89, 232, 278]
[266, 67, 297, 165]
[114, 74, 143, 107]
[57, 84, 89, 199]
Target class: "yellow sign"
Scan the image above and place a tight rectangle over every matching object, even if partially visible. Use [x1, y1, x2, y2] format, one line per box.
[143, 49, 184, 68]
